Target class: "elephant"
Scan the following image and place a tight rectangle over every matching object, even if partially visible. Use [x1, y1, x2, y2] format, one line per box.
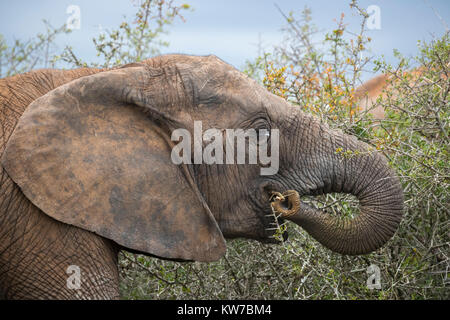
[0, 54, 404, 299]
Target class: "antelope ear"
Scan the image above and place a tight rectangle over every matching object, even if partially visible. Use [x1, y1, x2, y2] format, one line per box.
[1, 67, 226, 262]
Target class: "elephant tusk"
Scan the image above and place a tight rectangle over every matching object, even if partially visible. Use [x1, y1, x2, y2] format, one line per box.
[270, 190, 301, 219]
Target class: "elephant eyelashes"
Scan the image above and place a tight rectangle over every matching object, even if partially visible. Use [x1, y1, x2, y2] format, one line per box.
[251, 117, 272, 143]
[257, 129, 271, 148]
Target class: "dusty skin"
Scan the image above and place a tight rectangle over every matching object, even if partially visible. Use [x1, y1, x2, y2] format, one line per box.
[0, 54, 403, 299]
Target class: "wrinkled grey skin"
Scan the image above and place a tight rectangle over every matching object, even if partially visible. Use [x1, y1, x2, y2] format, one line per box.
[0, 67, 120, 299]
[0, 54, 403, 299]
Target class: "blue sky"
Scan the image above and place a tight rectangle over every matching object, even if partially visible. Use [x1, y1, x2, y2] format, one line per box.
[1, 0, 448, 76]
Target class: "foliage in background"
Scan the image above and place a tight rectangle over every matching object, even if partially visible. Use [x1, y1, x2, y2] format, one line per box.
[120, 2, 448, 300]
[1, 0, 448, 300]
[61, 0, 190, 68]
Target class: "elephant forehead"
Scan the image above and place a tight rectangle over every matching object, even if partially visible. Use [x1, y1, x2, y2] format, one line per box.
[143, 54, 262, 109]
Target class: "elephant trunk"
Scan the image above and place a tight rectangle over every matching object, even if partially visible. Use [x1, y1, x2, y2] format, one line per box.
[284, 120, 404, 255]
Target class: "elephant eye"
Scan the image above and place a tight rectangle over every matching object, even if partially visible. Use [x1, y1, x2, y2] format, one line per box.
[250, 116, 270, 130]
[250, 117, 271, 145]
[256, 128, 271, 147]
[258, 129, 270, 138]
[243, 116, 272, 145]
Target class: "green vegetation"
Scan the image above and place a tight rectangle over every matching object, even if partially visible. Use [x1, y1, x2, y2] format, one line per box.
[118, 2, 448, 300]
[60, 0, 190, 68]
[0, 21, 70, 77]
[1, 0, 448, 299]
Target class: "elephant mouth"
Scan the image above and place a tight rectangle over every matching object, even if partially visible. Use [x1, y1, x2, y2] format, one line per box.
[256, 182, 293, 243]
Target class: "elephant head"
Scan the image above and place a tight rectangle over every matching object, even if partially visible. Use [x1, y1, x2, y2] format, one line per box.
[1, 54, 403, 262]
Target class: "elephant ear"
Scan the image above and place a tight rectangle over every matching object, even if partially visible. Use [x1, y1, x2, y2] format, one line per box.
[1, 66, 226, 262]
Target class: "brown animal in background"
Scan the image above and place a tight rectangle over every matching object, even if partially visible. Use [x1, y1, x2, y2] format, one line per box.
[354, 73, 391, 119]
[0, 54, 403, 299]
[354, 68, 428, 119]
